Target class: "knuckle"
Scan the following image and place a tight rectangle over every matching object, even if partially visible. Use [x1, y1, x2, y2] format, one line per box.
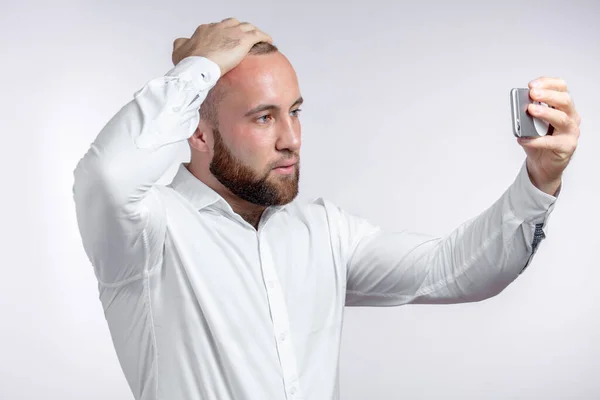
[556, 77, 568, 92]
[558, 93, 570, 109]
[195, 24, 210, 35]
[239, 22, 254, 31]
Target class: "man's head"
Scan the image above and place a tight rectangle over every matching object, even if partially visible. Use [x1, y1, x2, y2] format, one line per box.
[189, 42, 302, 207]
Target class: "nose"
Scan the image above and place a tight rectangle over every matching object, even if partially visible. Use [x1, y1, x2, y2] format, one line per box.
[275, 115, 301, 153]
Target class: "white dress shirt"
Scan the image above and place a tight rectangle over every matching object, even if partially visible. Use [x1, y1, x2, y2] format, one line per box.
[72, 56, 560, 400]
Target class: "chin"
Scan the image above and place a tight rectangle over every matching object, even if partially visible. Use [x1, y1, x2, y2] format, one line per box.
[271, 181, 299, 205]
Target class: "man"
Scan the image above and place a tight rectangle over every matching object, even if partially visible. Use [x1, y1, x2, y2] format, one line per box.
[72, 18, 581, 400]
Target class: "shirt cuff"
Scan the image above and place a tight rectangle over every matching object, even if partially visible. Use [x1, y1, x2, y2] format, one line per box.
[507, 158, 560, 226]
[165, 56, 222, 91]
[131, 56, 222, 150]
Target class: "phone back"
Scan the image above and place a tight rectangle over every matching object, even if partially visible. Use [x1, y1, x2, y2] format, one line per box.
[510, 88, 539, 137]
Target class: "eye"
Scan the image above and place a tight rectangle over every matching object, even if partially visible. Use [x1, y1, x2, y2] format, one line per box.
[291, 108, 302, 117]
[256, 114, 273, 124]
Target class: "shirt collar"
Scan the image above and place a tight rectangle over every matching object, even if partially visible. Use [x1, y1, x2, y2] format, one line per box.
[168, 163, 290, 214]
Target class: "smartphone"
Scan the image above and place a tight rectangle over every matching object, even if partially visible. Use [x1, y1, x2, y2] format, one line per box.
[510, 88, 554, 138]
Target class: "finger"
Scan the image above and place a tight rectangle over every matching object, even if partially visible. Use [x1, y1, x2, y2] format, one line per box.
[517, 134, 577, 157]
[245, 28, 273, 44]
[529, 88, 576, 117]
[232, 22, 272, 43]
[173, 37, 188, 50]
[527, 103, 577, 134]
[220, 17, 240, 26]
[237, 22, 256, 32]
[528, 76, 568, 92]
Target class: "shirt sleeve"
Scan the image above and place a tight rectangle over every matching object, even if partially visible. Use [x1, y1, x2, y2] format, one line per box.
[72, 56, 221, 286]
[333, 159, 560, 306]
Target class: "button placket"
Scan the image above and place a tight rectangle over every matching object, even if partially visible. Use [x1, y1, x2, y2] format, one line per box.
[257, 231, 303, 399]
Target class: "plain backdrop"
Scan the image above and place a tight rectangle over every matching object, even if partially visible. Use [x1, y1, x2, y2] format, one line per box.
[1, 0, 599, 399]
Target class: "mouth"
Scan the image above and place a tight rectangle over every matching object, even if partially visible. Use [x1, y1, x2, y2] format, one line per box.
[273, 157, 297, 167]
[272, 160, 297, 175]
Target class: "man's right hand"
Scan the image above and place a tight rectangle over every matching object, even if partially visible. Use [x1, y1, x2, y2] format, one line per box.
[171, 18, 273, 75]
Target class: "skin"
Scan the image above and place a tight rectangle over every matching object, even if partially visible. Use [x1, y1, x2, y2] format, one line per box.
[186, 51, 303, 228]
[175, 19, 582, 229]
[519, 77, 582, 197]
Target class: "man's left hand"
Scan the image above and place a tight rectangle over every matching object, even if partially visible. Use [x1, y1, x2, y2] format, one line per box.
[517, 77, 581, 196]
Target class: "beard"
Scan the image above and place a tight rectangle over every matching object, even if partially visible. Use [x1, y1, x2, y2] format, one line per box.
[209, 128, 300, 207]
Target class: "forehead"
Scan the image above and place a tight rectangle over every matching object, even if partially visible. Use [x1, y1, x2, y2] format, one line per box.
[221, 52, 300, 108]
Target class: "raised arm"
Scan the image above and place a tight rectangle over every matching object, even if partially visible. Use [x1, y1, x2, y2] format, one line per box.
[326, 160, 560, 306]
[72, 18, 272, 285]
[339, 75, 581, 307]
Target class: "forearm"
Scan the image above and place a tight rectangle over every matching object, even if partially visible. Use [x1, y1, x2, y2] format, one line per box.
[73, 56, 221, 213]
[345, 158, 560, 307]
[411, 159, 559, 303]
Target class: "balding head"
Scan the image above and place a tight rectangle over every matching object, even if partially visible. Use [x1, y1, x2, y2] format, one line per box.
[187, 40, 302, 208]
[199, 41, 279, 127]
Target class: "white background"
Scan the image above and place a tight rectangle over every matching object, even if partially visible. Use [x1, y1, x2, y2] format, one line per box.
[1, 0, 599, 399]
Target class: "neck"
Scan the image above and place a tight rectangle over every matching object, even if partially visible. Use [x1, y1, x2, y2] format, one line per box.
[185, 161, 266, 229]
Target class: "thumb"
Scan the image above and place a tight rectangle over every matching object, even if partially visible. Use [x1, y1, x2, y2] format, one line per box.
[173, 37, 188, 50]
[517, 135, 563, 151]
[172, 38, 189, 66]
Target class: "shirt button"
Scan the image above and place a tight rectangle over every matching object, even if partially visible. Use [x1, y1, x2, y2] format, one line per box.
[279, 332, 287, 342]
[290, 387, 297, 395]
[267, 281, 275, 289]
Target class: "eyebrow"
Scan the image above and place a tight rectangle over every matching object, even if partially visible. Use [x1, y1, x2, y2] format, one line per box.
[244, 96, 304, 117]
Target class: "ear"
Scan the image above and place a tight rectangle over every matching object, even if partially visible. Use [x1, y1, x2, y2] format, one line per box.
[188, 122, 213, 153]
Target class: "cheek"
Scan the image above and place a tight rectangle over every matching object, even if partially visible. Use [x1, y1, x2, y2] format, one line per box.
[231, 130, 274, 168]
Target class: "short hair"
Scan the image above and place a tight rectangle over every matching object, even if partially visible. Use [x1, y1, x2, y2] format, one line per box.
[199, 41, 279, 127]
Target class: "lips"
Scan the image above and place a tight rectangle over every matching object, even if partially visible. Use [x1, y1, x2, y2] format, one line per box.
[274, 159, 298, 169]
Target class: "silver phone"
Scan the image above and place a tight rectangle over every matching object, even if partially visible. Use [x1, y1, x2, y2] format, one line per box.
[510, 88, 554, 138]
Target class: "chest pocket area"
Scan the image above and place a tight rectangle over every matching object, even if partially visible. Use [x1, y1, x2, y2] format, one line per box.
[272, 229, 343, 338]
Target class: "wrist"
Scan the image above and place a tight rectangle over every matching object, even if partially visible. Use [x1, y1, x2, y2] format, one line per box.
[527, 168, 561, 196]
